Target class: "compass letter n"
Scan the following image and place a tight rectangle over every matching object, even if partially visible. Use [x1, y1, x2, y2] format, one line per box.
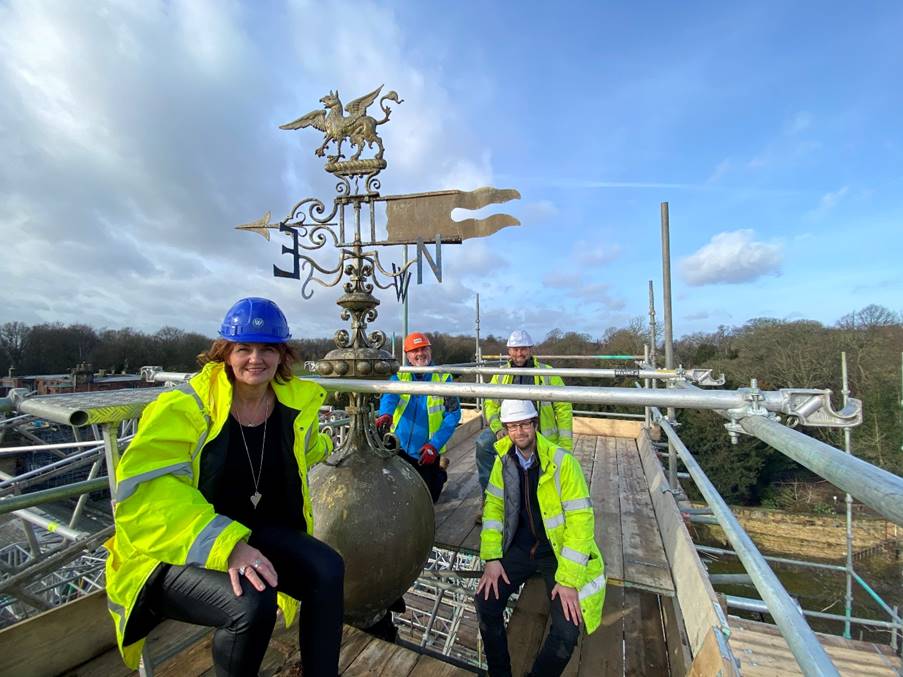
[416, 236, 442, 284]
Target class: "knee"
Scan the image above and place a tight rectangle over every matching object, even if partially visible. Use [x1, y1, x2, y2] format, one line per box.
[548, 617, 580, 649]
[232, 583, 277, 631]
[475, 430, 495, 455]
[474, 592, 504, 619]
[311, 545, 345, 592]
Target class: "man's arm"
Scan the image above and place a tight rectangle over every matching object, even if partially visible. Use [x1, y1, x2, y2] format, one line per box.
[551, 373, 574, 450]
[480, 458, 506, 561]
[376, 374, 401, 417]
[483, 374, 503, 434]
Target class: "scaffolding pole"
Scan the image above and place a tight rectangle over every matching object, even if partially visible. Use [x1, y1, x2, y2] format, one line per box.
[842, 351, 854, 639]
[654, 409, 840, 677]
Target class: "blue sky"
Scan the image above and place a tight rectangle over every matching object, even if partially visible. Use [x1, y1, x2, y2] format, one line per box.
[1, 1, 900, 343]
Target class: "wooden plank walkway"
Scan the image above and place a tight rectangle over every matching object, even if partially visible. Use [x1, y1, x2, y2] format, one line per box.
[51, 609, 473, 676]
[0, 587, 474, 676]
[728, 617, 903, 676]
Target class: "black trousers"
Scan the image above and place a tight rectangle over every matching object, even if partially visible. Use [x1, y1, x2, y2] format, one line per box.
[398, 451, 447, 503]
[126, 525, 344, 677]
[475, 546, 580, 677]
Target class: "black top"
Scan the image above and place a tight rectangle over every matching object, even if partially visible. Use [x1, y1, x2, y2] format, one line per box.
[511, 451, 553, 559]
[204, 406, 306, 532]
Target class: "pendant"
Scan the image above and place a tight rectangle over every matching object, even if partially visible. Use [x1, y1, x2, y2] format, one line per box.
[250, 491, 262, 508]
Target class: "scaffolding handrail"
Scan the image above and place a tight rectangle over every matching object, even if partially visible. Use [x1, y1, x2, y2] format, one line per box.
[670, 380, 903, 528]
[1, 378, 862, 426]
[696, 544, 903, 631]
[0, 477, 109, 516]
[480, 353, 642, 361]
[310, 378, 861, 426]
[398, 364, 725, 385]
[653, 408, 840, 677]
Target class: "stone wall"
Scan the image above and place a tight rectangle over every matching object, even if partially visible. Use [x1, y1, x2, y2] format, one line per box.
[695, 505, 900, 561]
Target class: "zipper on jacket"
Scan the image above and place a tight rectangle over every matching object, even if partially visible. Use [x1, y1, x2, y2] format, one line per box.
[522, 466, 540, 559]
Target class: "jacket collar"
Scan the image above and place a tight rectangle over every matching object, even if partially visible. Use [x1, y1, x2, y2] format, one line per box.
[190, 361, 319, 426]
[495, 432, 557, 474]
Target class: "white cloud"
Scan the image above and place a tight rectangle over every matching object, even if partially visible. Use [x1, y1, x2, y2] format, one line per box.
[785, 111, 812, 135]
[575, 283, 625, 310]
[680, 229, 782, 286]
[574, 240, 621, 266]
[804, 185, 849, 221]
[521, 200, 558, 225]
[707, 158, 733, 183]
[819, 186, 848, 210]
[0, 1, 496, 337]
[542, 270, 581, 289]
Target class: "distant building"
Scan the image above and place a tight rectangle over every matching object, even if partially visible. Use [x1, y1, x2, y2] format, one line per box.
[0, 363, 156, 396]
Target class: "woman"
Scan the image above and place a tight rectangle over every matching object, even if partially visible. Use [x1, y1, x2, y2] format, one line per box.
[104, 297, 344, 676]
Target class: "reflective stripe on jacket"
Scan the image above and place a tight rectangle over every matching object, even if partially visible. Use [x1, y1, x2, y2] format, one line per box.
[480, 432, 605, 634]
[390, 371, 456, 454]
[104, 361, 332, 668]
[482, 358, 573, 449]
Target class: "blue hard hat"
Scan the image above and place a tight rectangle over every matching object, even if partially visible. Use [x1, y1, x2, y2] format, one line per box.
[219, 297, 291, 343]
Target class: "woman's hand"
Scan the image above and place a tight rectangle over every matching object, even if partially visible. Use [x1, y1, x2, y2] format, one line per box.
[227, 540, 278, 596]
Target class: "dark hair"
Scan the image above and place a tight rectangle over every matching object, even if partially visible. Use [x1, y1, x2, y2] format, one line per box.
[197, 339, 298, 384]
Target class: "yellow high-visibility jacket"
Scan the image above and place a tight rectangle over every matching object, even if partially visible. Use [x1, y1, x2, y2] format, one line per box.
[104, 361, 332, 668]
[480, 432, 605, 633]
[482, 357, 573, 449]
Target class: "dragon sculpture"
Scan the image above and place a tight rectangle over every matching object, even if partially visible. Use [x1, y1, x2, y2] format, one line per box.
[280, 85, 403, 164]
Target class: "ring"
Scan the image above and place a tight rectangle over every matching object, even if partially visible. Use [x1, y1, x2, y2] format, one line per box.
[239, 566, 246, 575]
[253, 559, 261, 569]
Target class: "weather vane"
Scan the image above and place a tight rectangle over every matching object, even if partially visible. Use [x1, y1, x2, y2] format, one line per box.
[234, 85, 521, 627]
[237, 84, 521, 382]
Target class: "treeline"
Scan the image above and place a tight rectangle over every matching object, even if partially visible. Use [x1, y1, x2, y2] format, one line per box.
[0, 322, 212, 375]
[2, 305, 901, 506]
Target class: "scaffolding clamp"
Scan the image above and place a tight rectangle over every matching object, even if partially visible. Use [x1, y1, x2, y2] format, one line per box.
[139, 366, 163, 383]
[680, 368, 725, 386]
[0, 388, 30, 414]
[725, 379, 777, 444]
[776, 388, 862, 428]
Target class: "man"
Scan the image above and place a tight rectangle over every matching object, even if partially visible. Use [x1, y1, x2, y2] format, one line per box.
[375, 332, 460, 503]
[476, 400, 605, 677]
[475, 329, 573, 504]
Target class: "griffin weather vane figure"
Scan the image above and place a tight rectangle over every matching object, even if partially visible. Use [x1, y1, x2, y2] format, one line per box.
[279, 85, 402, 167]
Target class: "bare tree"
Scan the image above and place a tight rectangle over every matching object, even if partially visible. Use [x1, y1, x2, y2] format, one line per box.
[0, 322, 31, 371]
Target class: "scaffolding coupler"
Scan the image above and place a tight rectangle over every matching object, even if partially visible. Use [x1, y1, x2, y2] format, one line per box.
[722, 379, 862, 444]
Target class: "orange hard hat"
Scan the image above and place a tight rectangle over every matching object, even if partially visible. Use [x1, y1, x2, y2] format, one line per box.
[404, 332, 431, 352]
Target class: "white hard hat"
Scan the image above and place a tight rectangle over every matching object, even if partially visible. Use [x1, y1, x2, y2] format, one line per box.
[506, 329, 534, 348]
[500, 399, 538, 423]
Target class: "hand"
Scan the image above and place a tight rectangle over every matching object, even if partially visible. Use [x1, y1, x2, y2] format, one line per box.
[419, 443, 439, 465]
[375, 414, 393, 435]
[476, 560, 510, 601]
[227, 540, 278, 597]
[551, 583, 583, 626]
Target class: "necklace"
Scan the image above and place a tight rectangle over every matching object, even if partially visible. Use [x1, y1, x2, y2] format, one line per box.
[235, 394, 269, 509]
